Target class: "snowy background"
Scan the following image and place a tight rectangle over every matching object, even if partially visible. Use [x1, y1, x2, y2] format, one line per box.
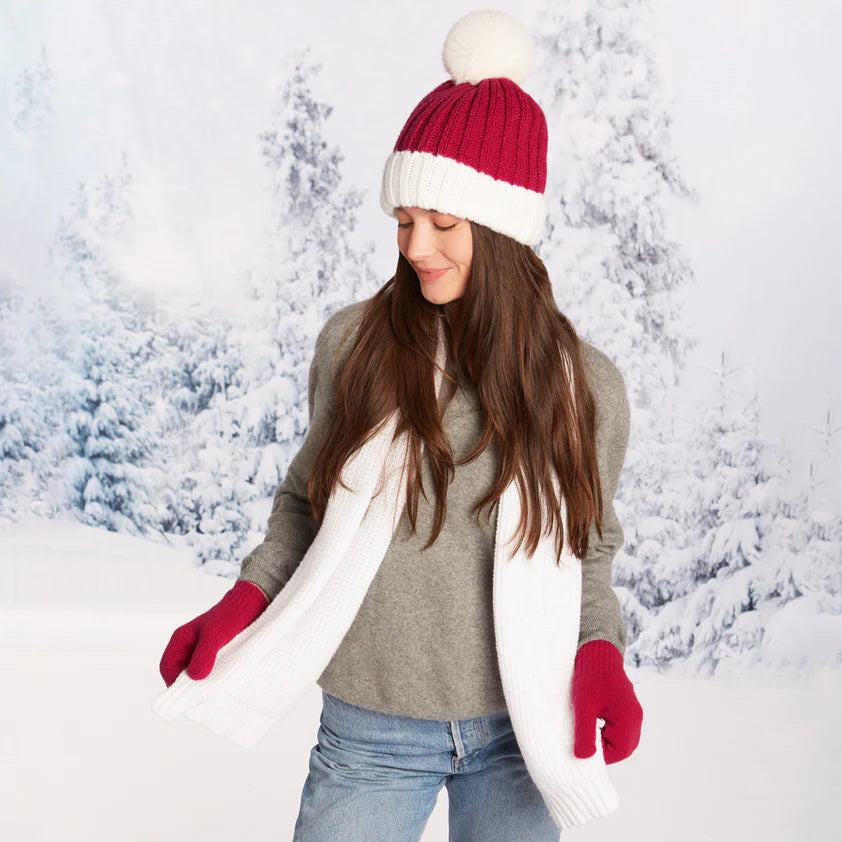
[1, 0, 841, 839]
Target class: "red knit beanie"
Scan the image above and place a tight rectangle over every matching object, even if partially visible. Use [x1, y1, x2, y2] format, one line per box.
[380, 9, 548, 246]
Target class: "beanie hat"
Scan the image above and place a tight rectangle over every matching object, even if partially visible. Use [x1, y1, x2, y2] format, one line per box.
[380, 9, 549, 247]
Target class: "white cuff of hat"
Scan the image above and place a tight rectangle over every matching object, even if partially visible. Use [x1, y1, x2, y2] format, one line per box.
[381, 150, 547, 247]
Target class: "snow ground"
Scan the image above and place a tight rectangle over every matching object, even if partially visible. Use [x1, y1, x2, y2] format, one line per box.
[1, 516, 840, 841]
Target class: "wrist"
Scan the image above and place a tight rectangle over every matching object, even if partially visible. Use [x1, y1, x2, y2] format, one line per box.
[226, 580, 271, 617]
[575, 639, 624, 673]
[244, 581, 270, 604]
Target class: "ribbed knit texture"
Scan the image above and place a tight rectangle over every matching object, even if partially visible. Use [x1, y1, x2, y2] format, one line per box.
[151, 318, 620, 831]
[380, 151, 547, 247]
[380, 77, 549, 246]
[393, 80, 547, 193]
[491, 471, 620, 826]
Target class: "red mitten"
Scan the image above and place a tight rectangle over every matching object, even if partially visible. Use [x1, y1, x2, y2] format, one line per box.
[571, 639, 643, 764]
[159, 580, 269, 687]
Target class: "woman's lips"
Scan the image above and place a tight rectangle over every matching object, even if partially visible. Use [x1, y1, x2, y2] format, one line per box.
[416, 267, 449, 281]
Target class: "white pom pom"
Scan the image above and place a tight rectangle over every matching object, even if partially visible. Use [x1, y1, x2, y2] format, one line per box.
[442, 9, 535, 86]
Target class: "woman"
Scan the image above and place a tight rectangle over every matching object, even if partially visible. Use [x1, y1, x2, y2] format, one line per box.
[157, 9, 643, 840]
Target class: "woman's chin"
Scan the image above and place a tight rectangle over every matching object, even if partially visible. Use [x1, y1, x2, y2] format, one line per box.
[420, 287, 461, 306]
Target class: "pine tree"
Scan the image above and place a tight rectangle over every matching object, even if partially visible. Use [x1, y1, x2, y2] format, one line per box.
[248, 45, 379, 479]
[150, 296, 258, 566]
[530, 0, 700, 658]
[145, 47, 379, 567]
[804, 409, 842, 510]
[47, 155, 170, 537]
[1, 279, 123, 528]
[10, 45, 55, 135]
[532, 0, 699, 399]
[255, 45, 377, 322]
[625, 352, 842, 676]
[0, 286, 58, 526]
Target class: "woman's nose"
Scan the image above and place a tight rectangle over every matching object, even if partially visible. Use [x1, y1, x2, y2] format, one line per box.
[404, 224, 436, 262]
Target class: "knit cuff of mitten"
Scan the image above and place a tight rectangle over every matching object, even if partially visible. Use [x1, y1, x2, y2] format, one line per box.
[226, 580, 270, 618]
[575, 639, 624, 673]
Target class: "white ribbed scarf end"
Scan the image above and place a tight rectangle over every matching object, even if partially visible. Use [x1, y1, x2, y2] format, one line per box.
[492, 471, 619, 830]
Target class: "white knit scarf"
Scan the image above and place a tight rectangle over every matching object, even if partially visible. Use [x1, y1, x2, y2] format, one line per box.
[151, 323, 620, 831]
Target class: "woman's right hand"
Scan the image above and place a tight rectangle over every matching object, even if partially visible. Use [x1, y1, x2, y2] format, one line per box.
[159, 580, 270, 687]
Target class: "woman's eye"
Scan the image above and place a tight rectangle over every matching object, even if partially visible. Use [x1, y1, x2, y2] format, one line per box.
[397, 222, 457, 231]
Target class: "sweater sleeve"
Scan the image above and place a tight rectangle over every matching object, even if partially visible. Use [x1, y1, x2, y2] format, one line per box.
[236, 307, 360, 600]
[577, 344, 631, 656]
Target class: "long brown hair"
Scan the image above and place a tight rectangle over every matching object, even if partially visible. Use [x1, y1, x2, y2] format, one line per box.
[306, 220, 604, 564]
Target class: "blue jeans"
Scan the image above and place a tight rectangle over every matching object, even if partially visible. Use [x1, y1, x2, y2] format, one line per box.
[292, 690, 561, 841]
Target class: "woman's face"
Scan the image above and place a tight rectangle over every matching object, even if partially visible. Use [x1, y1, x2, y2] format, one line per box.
[395, 206, 473, 305]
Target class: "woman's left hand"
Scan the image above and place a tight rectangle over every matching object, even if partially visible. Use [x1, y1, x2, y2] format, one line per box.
[571, 639, 643, 764]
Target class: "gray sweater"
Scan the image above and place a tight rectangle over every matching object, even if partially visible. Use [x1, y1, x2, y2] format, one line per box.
[238, 297, 630, 720]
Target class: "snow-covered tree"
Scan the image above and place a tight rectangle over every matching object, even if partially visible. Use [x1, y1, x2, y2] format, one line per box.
[10, 45, 55, 134]
[0, 277, 92, 526]
[803, 409, 842, 510]
[626, 353, 842, 676]
[158, 46, 380, 567]
[144, 296, 259, 564]
[530, 0, 700, 656]
[0, 289, 55, 525]
[254, 44, 378, 323]
[248, 46, 378, 465]
[532, 0, 699, 402]
[46, 155, 170, 537]
[626, 355, 766, 673]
